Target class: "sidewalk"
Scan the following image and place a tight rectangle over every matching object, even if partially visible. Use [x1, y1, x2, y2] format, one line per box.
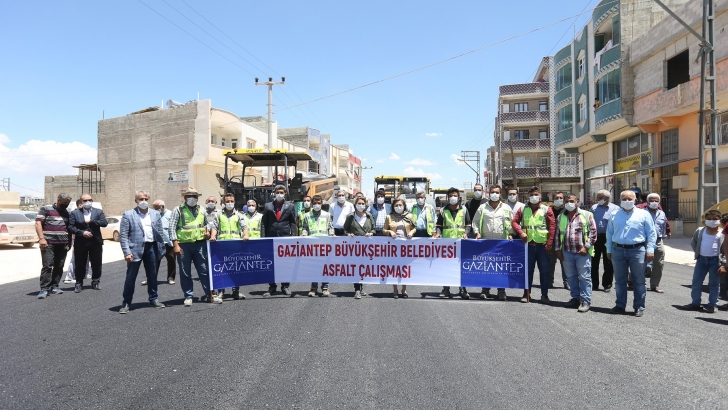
[663, 236, 695, 267]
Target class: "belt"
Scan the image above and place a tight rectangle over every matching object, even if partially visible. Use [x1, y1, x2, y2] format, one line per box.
[614, 242, 646, 249]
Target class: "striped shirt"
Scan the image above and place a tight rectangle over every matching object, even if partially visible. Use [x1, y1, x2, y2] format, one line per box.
[555, 209, 597, 253]
[36, 204, 70, 245]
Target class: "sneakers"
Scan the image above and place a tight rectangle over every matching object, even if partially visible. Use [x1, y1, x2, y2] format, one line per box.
[564, 298, 580, 308]
[520, 290, 531, 303]
[497, 289, 507, 301]
[603, 287, 612, 293]
[610, 306, 626, 314]
[183, 297, 193, 306]
[439, 288, 451, 298]
[263, 286, 276, 297]
[37, 290, 48, 299]
[577, 302, 590, 313]
[141, 280, 148, 286]
[360, 290, 367, 297]
[167, 278, 175, 285]
[92, 282, 100, 290]
[480, 288, 491, 300]
[50, 287, 63, 295]
[150, 300, 166, 308]
[281, 287, 292, 296]
[704, 305, 716, 314]
[540, 295, 551, 305]
[74, 284, 82, 293]
[354, 290, 361, 299]
[119, 304, 130, 314]
[212, 293, 223, 304]
[322, 288, 330, 297]
[308, 288, 317, 297]
[460, 289, 470, 300]
[635, 309, 645, 317]
[401, 292, 409, 299]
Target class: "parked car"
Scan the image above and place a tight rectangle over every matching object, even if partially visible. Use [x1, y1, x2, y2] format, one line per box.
[101, 216, 122, 241]
[0, 213, 39, 248]
[0, 210, 38, 221]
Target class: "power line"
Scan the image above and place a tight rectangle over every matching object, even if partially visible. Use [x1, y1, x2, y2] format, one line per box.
[6, 181, 44, 194]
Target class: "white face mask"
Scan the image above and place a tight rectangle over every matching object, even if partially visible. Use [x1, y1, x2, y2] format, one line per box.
[565, 202, 576, 212]
[473, 190, 483, 199]
[206, 202, 216, 210]
[417, 198, 425, 206]
[649, 202, 659, 209]
[554, 199, 564, 207]
[394, 206, 404, 214]
[449, 196, 459, 205]
[376, 197, 385, 205]
[490, 193, 501, 202]
[621, 200, 635, 211]
[275, 193, 285, 202]
[303, 201, 311, 208]
[83, 201, 93, 209]
[337, 196, 346, 204]
[225, 203, 235, 210]
[247, 206, 256, 214]
[312, 204, 322, 212]
[137, 201, 148, 210]
[706, 220, 721, 228]
[598, 199, 606, 206]
[508, 195, 517, 203]
[356, 204, 366, 212]
[186, 198, 198, 207]
[529, 195, 540, 204]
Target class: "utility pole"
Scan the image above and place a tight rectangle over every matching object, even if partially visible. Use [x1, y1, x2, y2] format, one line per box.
[1, 178, 9, 191]
[255, 77, 285, 183]
[460, 150, 481, 185]
[653, 0, 718, 214]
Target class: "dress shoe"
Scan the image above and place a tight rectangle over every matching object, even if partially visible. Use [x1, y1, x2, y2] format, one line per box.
[704, 306, 716, 314]
[610, 306, 626, 314]
[564, 298, 580, 308]
[540, 295, 551, 305]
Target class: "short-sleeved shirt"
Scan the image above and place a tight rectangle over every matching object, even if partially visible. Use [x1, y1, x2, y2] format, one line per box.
[36, 204, 70, 245]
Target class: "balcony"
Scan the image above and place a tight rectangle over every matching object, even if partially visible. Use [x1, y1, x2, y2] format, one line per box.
[594, 44, 621, 76]
[500, 139, 551, 151]
[555, 128, 573, 147]
[555, 45, 571, 66]
[595, 98, 622, 128]
[499, 82, 549, 97]
[555, 86, 572, 105]
[558, 164, 580, 178]
[593, 0, 619, 30]
[499, 110, 549, 125]
[501, 167, 552, 179]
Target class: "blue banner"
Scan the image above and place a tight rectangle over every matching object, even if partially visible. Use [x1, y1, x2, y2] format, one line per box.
[459, 240, 527, 288]
[207, 239, 276, 289]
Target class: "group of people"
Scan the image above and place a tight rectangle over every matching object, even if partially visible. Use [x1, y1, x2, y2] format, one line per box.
[34, 183, 727, 316]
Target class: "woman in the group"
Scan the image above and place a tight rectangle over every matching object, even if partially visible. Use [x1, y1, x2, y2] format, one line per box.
[344, 196, 375, 299]
[382, 198, 416, 298]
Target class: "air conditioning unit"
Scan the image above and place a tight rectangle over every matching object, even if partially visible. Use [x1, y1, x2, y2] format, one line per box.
[672, 175, 689, 189]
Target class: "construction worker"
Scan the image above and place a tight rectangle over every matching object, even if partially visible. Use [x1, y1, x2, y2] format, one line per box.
[411, 189, 436, 238]
[210, 193, 249, 301]
[433, 187, 472, 299]
[473, 184, 512, 301]
[297, 195, 312, 235]
[302, 195, 334, 297]
[243, 198, 263, 239]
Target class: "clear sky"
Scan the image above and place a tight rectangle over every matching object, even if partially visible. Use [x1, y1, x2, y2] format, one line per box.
[0, 0, 596, 197]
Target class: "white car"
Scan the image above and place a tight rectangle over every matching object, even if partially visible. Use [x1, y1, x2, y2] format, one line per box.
[101, 216, 122, 241]
[0, 213, 39, 248]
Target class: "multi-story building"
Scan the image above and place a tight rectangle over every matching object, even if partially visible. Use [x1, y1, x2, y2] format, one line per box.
[494, 57, 580, 199]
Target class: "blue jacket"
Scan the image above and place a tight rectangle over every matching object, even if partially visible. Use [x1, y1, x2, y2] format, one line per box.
[369, 203, 391, 224]
[120, 208, 165, 262]
[68, 207, 108, 245]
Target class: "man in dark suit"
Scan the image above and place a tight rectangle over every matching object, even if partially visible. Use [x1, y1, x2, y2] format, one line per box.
[68, 194, 108, 292]
[261, 185, 296, 297]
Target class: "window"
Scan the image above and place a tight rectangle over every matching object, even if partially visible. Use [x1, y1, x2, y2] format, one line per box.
[231, 138, 238, 149]
[558, 105, 573, 131]
[211, 134, 217, 145]
[597, 69, 621, 104]
[561, 154, 577, 166]
[641, 132, 649, 152]
[719, 112, 728, 145]
[556, 63, 572, 91]
[666, 50, 689, 90]
[578, 99, 587, 123]
[577, 57, 585, 78]
[246, 139, 255, 149]
[515, 156, 530, 167]
[612, 15, 621, 45]
[221, 138, 226, 147]
[539, 101, 548, 111]
[661, 129, 679, 161]
[513, 130, 529, 140]
[539, 129, 548, 139]
[541, 156, 549, 166]
[514, 102, 529, 112]
[627, 134, 640, 156]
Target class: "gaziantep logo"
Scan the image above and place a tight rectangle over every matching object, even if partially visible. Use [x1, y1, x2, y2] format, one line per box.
[212, 252, 273, 276]
[461, 252, 524, 275]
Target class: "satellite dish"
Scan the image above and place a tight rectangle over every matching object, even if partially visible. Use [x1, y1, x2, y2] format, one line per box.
[165, 99, 183, 109]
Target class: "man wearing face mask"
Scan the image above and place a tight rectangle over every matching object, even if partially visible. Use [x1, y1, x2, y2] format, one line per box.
[606, 190, 656, 317]
[203, 196, 219, 240]
[511, 187, 556, 304]
[36, 193, 73, 299]
[506, 188, 525, 239]
[473, 185, 512, 301]
[302, 195, 335, 297]
[638, 193, 670, 293]
[411, 190, 436, 238]
[370, 190, 391, 236]
[549, 192, 569, 290]
[297, 195, 312, 236]
[464, 184, 487, 239]
[170, 188, 213, 306]
[210, 193, 249, 302]
[118, 190, 167, 313]
[68, 194, 108, 293]
[152, 199, 176, 285]
[261, 185, 296, 296]
[243, 199, 263, 239]
[590, 189, 620, 292]
[434, 188, 472, 299]
[331, 190, 355, 236]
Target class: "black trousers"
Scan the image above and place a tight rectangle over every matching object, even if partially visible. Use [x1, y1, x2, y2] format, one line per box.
[39, 244, 68, 290]
[591, 233, 614, 289]
[156, 244, 176, 280]
[74, 239, 103, 284]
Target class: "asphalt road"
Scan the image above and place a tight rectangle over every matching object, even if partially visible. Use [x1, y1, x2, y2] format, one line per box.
[1, 260, 726, 409]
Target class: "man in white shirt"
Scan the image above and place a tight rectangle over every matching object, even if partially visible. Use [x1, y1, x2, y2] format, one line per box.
[505, 188, 525, 239]
[331, 190, 355, 236]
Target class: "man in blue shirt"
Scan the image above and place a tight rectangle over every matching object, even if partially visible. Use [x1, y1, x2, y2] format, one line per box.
[641, 193, 670, 293]
[590, 189, 620, 292]
[606, 190, 656, 317]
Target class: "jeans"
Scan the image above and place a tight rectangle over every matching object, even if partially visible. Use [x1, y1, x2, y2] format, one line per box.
[549, 251, 567, 286]
[39, 244, 68, 290]
[177, 241, 209, 298]
[649, 240, 665, 288]
[527, 244, 550, 296]
[691, 255, 720, 307]
[612, 246, 646, 311]
[311, 282, 330, 289]
[562, 251, 593, 304]
[123, 242, 159, 304]
[592, 233, 614, 289]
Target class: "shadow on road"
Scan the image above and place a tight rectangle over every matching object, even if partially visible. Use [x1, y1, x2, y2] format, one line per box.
[695, 317, 728, 326]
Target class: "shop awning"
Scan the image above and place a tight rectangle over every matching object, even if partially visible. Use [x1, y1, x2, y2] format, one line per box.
[585, 156, 698, 181]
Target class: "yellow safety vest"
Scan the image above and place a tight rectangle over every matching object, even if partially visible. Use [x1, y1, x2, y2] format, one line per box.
[441, 207, 466, 238]
[523, 205, 549, 244]
[176, 204, 206, 243]
[217, 212, 243, 240]
[478, 202, 512, 239]
[411, 204, 435, 235]
[304, 211, 331, 236]
[243, 212, 262, 238]
[558, 210, 595, 257]
[298, 209, 311, 235]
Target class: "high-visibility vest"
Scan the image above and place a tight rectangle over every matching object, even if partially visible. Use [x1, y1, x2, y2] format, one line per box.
[523, 205, 549, 244]
[558, 210, 595, 257]
[441, 207, 466, 238]
[243, 212, 263, 238]
[217, 212, 243, 240]
[411, 204, 435, 235]
[298, 209, 310, 235]
[304, 211, 331, 236]
[176, 204, 206, 243]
